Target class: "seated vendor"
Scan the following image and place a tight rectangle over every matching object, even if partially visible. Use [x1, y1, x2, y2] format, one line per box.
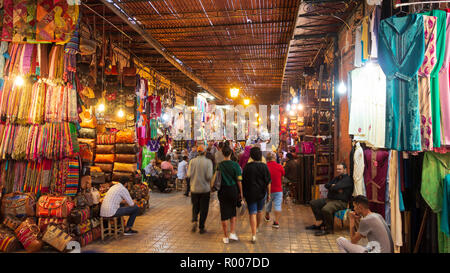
[100, 176, 139, 235]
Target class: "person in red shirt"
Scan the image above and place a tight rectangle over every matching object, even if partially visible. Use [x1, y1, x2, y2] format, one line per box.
[264, 152, 285, 228]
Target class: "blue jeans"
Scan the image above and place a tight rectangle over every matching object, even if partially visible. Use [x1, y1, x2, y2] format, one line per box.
[247, 195, 266, 215]
[266, 192, 283, 213]
[113, 205, 139, 228]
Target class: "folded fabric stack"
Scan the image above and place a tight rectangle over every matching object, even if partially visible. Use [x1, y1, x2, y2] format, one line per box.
[113, 129, 137, 183]
[95, 132, 116, 183]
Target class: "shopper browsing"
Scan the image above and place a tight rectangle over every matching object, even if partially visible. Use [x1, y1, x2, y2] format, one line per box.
[306, 163, 354, 236]
[336, 195, 394, 253]
[242, 146, 272, 243]
[100, 177, 139, 235]
[187, 145, 214, 234]
[217, 145, 244, 244]
[177, 155, 188, 191]
[264, 152, 285, 229]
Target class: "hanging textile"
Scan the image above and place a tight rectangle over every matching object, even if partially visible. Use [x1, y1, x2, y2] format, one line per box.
[442, 174, 450, 237]
[363, 149, 389, 217]
[420, 10, 447, 148]
[418, 15, 438, 151]
[148, 95, 161, 118]
[361, 16, 370, 62]
[149, 118, 158, 139]
[378, 14, 424, 151]
[369, 5, 381, 59]
[354, 25, 362, 67]
[421, 152, 450, 253]
[439, 12, 450, 145]
[353, 142, 365, 196]
[1, 0, 13, 41]
[388, 150, 402, 253]
[348, 63, 386, 148]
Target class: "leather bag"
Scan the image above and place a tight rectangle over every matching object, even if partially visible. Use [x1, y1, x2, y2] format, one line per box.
[95, 163, 113, 172]
[79, 143, 94, 163]
[78, 128, 96, 139]
[42, 225, 73, 252]
[96, 145, 115, 154]
[97, 133, 116, 144]
[115, 154, 137, 163]
[38, 218, 68, 234]
[94, 154, 114, 164]
[0, 227, 21, 253]
[116, 129, 135, 144]
[78, 138, 96, 149]
[1, 192, 36, 218]
[113, 163, 137, 173]
[37, 196, 73, 218]
[2, 215, 23, 231]
[115, 144, 137, 154]
[91, 171, 106, 184]
[15, 218, 43, 253]
[112, 172, 133, 182]
[68, 206, 90, 225]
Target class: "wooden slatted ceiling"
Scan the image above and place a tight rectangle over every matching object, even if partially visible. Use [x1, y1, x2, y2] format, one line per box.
[84, 0, 299, 104]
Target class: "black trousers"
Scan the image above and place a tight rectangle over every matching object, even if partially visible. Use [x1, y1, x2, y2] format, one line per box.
[310, 198, 347, 231]
[185, 177, 191, 194]
[191, 192, 210, 229]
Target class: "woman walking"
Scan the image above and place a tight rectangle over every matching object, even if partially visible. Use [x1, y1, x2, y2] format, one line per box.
[242, 147, 271, 243]
[217, 146, 243, 244]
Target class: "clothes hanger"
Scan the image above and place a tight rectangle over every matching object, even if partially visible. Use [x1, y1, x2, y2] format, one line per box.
[394, 5, 408, 17]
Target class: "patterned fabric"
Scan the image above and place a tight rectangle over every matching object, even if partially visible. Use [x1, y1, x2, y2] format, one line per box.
[378, 14, 424, 151]
[439, 13, 450, 146]
[1, 0, 13, 41]
[418, 15, 437, 151]
[65, 158, 79, 196]
[36, 0, 55, 42]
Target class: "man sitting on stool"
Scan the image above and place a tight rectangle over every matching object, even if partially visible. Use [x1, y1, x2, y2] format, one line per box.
[100, 176, 139, 235]
[306, 162, 353, 236]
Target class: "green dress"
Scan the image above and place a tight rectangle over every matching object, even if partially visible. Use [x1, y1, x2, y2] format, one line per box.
[421, 10, 447, 148]
[421, 152, 450, 253]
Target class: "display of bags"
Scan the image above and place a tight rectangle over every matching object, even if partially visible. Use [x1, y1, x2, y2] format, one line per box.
[94, 163, 113, 173]
[2, 215, 23, 231]
[97, 133, 115, 145]
[94, 154, 114, 164]
[0, 227, 21, 253]
[1, 192, 36, 218]
[96, 144, 114, 154]
[112, 172, 133, 182]
[69, 220, 91, 236]
[115, 154, 137, 163]
[78, 138, 95, 149]
[77, 230, 93, 247]
[68, 206, 90, 225]
[115, 144, 137, 154]
[78, 128, 96, 139]
[42, 224, 72, 252]
[113, 162, 137, 173]
[79, 143, 94, 162]
[115, 129, 135, 144]
[14, 218, 43, 253]
[38, 218, 68, 234]
[91, 171, 106, 184]
[79, 108, 97, 129]
[37, 195, 73, 218]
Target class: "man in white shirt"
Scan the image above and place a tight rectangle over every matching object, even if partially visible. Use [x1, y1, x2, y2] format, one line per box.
[177, 156, 188, 194]
[100, 177, 139, 235]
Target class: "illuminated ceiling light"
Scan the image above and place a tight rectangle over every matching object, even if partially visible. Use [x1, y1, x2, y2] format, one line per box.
[293, 96, 299, 104]
[292, 104, 297, 110]
[338, 82, 347, 94]
[298, 104, 304, 111]
[286, 104, 291, 111]
[258, 117, 262, 123]
[289, 110, 295, 116]
[230, 87, 239, 98]
[14, 76, 24, 87]
[270, 115, 275, 120]
[255, 113, 259, 118]
[243, 98, 250, 106]
[117, 109, 125, 118]
[97, 103, 105, 112]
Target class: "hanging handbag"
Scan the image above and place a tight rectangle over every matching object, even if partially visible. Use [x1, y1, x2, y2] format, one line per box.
[91, 171, 106, 184]
[94, 163, 113, 172]
[78, 128, 96, 139]
[94, 154, 115, 164]
[37, 196, 73, 218]
[68, 206, 90, 225]
[115, 154, 137, 163]
[1, 192, 36, 218]
[115, 144, 137, 154]
[3, 215, 23, 231]
[38, 218, 68, 234]
[42, 224, 73, 252]
[113, 163, 137, 173]
[0, 227, 21, 253]
[15, 218, 43, 253]
[96, 145, 115, 154]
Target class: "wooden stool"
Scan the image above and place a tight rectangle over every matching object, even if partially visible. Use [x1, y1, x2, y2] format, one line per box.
[100, 216, 125, 241]
[175, 178, 184, 191]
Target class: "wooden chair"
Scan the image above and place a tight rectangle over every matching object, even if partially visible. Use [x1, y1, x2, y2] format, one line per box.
[100, 216, 125, 241]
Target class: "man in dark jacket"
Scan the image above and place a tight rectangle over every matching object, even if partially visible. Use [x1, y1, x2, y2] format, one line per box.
[283, 153, 297, 183]
[306, 162, 354, 236]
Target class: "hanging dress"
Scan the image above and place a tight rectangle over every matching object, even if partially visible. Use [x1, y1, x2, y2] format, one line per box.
[418, 15, 438, 151]
[421, 10, 447, 148]
[440, 11, 450, 145]
[363, 149, 389, 218]
[378, 14, 425, 151]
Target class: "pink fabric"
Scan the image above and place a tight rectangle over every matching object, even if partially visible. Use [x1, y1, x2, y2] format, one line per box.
[239, 146, 251, 170]
[439, 14, 450, 145]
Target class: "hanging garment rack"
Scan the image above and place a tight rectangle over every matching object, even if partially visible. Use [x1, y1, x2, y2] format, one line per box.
[395, 1, 450, 8]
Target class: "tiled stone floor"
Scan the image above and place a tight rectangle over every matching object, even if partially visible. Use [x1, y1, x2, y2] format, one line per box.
[83, 191, 363, 253]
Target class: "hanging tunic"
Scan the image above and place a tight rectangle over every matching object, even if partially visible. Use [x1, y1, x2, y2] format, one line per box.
[354, 25, 363, 67]
[421, 10, 447, 148]
[421, 152, 450, 253]
[353, 142, 365, 196]
[440, 12, 450, 145]
[418, 15, 438, 151]
[363, 149, 389, 218]
[388, 150, 402, 253]
[378, 14, 425, 151]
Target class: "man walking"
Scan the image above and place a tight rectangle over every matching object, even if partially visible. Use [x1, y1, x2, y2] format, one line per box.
[306, 163, 353, 236]
[187, 145, 214, 234]
[265, 152, 285, 228]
